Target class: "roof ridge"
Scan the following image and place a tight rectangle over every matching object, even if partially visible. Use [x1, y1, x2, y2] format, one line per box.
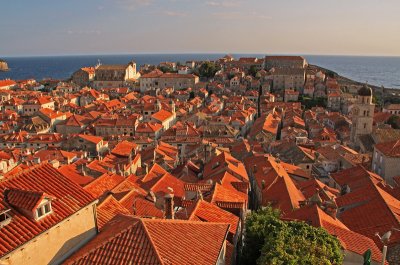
[392, 140, 400, 152]
[372, 183, 400, 224]
[118, 188, 143, 204]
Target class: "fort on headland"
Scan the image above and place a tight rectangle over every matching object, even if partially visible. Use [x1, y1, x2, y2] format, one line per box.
[0, 59, 9, 71]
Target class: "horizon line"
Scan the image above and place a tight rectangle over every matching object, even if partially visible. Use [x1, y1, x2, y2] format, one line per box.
[2, 52, 400, 59]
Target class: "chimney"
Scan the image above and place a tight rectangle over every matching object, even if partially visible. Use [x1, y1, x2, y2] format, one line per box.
[146, 191, 156, 203]
[164, 193, 174, 219]
[325, 206, 338, 219]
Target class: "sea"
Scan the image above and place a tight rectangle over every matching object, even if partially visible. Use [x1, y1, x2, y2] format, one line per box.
[0, 54, 399, 89]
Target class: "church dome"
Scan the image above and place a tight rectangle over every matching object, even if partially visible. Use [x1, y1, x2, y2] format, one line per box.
[358, 84, 372, 96]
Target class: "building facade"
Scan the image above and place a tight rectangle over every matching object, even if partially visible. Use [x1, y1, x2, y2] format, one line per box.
[93, 62, 139, 89]
[264, 56, 307, 70]
[372, 140, 400, 185]
[350, 85, 375, 149]
[140, 70, 199, 92]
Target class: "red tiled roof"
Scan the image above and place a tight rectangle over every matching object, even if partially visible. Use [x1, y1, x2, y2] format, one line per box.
[203, 152, 249, 182]
[96, 195, 130, 230]
[136, 122, 163, 133]
[118, 190, 163, 218]
[375, 140, 400, 157]
[58, 163, 94, 186]
[373, 112, 393, 125]
[111, 140, 137, 157]
[296, 178, 339, 201]
[281, 162, 311, 180]
[140, 172, 186, 199]
[0, 163, 96, 257]
[0, 80, 17, 88]
[151, 109, 173, 123]
[177, 199, 239, 240]
[83, 173, 124, 199]
[244, 155, 305, 213]
[4, 188, 53, 212]
[78, 134, 103, 144]
[249, 113, 280, 138]
[265, 55, 305, 61]
[111, 175, 144, 199]
[333, 169, 400, 246]
[64, 214, 229, 265]
[330, 166, 384, 190]
[209, 182, 247, 207]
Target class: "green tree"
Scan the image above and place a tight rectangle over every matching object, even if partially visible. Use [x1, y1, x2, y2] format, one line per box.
[198, 62, 220, 78]
[387, 115, 400, 129]
[241, 206, 344, 265]
[325, 70, 337, 78]
[241, 207, 281, 265]
[249, 65, 259, 77]
[159, 65, 174, 73]
[299, 97, 327, 109]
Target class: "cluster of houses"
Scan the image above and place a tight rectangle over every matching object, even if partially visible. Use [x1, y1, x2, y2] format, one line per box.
[0, 55, 400, 264]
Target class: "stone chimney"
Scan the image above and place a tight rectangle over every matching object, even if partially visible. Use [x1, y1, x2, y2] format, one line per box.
[261, 180, 266, 190]
[325, 205, 338, 219]
[324, 199, 338, 219]
[164, 193, 174, 219]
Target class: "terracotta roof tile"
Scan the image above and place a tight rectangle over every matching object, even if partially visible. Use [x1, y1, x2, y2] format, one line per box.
[65, 214, 229, 265]
[83, 173, 124, 199]
[96, 195, 131, 230]
[58, 163, 94, 187]
[4, 188, 52, 212]
[177, 199, 239, 241]
[0, 163, 96, 257]
[375, 140, 400, 157]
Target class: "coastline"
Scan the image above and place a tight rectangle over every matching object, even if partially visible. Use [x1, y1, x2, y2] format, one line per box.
[310, 64, 400, 98]
[1, 54, 399, 90]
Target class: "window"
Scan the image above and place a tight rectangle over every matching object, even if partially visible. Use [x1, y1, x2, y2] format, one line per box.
[44, 204, 51, 213]
[37, 207, 44, 217]
[363, 123, 366, 129]
[0, 209, 12, 228]
[36, 202, 52, 220]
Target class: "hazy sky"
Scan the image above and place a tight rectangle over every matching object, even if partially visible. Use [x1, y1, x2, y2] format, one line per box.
[1, 0, 400, 56]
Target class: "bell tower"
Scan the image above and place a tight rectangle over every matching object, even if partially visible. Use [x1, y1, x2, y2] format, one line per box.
[350, 84, 375, 149]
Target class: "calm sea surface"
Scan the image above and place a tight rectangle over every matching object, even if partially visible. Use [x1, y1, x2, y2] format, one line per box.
[0, 54, 399, 88]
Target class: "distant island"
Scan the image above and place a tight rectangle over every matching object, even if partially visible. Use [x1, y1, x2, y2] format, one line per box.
[0, 59, 9, 71]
